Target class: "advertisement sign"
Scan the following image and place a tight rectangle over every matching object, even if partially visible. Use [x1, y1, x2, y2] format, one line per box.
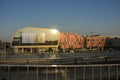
[22, 33, 45, 43]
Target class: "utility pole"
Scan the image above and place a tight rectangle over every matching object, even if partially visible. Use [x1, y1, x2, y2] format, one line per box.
[2, 41, 7, 60]
[4, 41, 7, 60]
[98, 39, 100, 52]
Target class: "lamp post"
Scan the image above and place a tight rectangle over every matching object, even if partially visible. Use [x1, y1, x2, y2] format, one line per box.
[90, 32, 94, 51]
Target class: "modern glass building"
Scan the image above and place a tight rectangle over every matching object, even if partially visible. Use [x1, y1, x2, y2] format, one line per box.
[11, 27, 60, 54]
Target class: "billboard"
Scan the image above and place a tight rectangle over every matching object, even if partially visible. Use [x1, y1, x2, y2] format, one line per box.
[22, 33, 45, 43]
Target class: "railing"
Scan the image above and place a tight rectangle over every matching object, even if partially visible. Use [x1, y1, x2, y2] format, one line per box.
[0, 64, 120, 80]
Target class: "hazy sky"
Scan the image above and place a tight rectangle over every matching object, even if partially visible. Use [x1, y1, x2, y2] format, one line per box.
[0, 0, 120, 41]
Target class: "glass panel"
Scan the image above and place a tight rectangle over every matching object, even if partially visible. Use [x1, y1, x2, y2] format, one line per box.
[76, 67, 84, 80]
[57, 67, 66, 80]
[66, 67, 74, 80]
[38, 67, 46, 80]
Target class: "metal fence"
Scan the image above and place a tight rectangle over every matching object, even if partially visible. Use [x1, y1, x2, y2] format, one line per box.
[0, 64, 120, 80]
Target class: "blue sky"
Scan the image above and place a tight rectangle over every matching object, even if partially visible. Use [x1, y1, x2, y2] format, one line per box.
[0, 0, 120, 41]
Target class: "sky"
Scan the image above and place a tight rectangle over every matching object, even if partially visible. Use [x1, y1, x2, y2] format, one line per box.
[0, 0, 120, 41]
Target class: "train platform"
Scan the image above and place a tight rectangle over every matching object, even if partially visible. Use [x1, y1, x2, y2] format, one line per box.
[0, 51, 120, 65]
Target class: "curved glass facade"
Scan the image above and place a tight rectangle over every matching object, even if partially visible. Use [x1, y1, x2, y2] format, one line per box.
[11, 27, 60, 47]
